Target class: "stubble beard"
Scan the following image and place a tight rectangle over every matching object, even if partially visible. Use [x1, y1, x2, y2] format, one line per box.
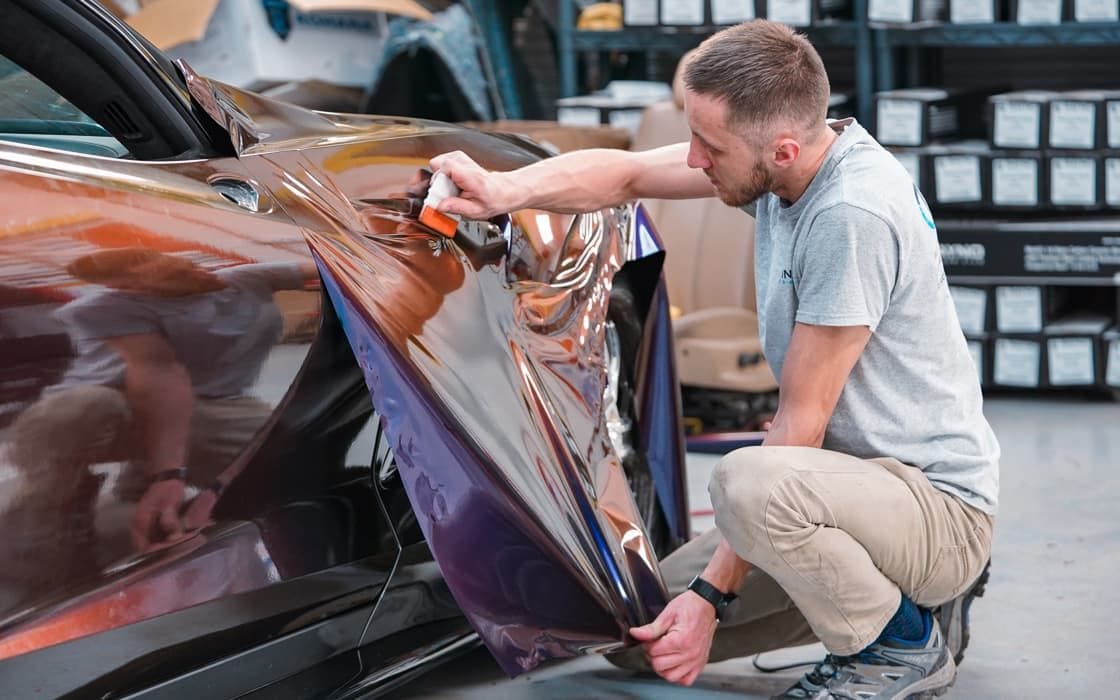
[715, 161, 773, 208]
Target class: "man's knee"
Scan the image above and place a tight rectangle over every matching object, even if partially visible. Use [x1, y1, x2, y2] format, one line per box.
[708, 446, 801, 552]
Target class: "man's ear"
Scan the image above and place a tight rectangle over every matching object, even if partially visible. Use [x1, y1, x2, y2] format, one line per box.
[772, 138, 801, 168]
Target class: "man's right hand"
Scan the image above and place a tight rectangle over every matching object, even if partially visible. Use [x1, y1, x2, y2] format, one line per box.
[629, 589, 719, 686]
[429, 151, 521, 220]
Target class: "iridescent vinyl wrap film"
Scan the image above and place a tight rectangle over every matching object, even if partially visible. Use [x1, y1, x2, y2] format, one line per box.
[183, 69, 682, 674]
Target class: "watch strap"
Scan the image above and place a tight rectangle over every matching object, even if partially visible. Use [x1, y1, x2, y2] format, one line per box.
[152, 468, 188, 483]
[687, 575, 737, 620]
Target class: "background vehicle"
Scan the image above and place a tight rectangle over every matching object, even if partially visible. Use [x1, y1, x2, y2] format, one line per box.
[0, 0, 688, 696]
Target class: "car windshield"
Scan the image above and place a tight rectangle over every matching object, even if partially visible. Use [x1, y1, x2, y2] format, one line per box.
[0, 54, 127, 157]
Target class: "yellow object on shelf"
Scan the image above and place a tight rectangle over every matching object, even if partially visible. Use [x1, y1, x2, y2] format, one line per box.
[577, 2, 623, 30]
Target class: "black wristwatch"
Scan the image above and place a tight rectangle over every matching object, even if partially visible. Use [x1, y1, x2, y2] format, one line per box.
[687, 575, 738, 621]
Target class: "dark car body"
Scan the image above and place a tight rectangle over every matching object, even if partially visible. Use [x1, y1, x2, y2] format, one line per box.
[0, 0, 689, 696]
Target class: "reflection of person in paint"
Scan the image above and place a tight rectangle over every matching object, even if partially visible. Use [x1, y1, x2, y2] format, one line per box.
[6, 248, 315, 560]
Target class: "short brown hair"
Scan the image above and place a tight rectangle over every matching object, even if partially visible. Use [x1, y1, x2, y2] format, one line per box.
[684, 20, 831, 142]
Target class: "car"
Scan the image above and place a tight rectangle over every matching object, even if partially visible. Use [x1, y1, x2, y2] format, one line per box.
[0, 0, 690, 696]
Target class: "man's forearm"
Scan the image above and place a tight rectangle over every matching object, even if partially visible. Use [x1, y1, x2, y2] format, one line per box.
[701, 537, 752, 594]
[498, 148, 640, 214]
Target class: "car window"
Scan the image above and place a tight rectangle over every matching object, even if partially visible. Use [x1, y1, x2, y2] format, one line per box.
[0, 55, 129, 158]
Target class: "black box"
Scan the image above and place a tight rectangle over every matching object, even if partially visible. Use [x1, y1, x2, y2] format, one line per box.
[868, 0, 948, 22]
[992, 336, 1043, 388]
[1047, 92, 1106, 150]
[890, 148, 926, 191]
[875, 89, 987, 147]
[930, 142, 989, 209]
[764, 0, 814, 24]
[1071, 0, 1119, 21]
[1106, 155, 1120, 209]
[950, 0, 1002, 21]
[988, 151, 1045, 210]
[1047, 153, 1102, 209]
[951, 285, 991, 335]
[624, 0, 660, 25]
[1105, 93, 1120, 149]
[1103, 326, 1120, 389]
[1043, 316, 1109, 387]
[711, 0, 761, 23]
[660, 0, 706, 24]
[995, 285, 1045, 333]
[966, 334, 990, 388]
[1009, 0, 1070, 23]
[989, 91, 1054, 150]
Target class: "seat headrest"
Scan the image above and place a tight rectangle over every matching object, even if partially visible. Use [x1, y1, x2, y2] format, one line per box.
[671, 49, 697, 110]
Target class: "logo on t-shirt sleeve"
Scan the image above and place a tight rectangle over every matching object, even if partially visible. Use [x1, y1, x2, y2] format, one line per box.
[780, 269, 795, 285]
[914, 184, 936, 231]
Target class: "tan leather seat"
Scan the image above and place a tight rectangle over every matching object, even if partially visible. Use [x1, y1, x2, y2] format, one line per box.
[631, 54, 777, 394]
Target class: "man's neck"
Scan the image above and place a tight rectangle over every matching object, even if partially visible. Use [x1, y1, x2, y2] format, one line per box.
[772, 127, 839, 205]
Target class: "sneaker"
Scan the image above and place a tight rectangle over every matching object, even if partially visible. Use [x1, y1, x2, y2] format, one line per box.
[771, 619, 956, 700]
[934, 559, 991, 665]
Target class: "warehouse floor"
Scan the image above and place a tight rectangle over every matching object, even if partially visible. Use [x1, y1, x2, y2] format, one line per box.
[391, 396, 1118, 699]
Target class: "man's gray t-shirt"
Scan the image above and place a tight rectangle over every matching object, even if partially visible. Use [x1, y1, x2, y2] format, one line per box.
[751, 119, 999, 515]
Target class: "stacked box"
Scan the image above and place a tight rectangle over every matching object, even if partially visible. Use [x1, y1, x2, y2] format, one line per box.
[989, 91, 1056, 150]
[1107, 155, 1120, 208]
[995, 285, 1045, 333]
[1104, 327, 1120, 389]
[950, 285, 991, 335]
[950, 0, 1001, 21]
[1047, 92, 1106, 150]
[1009, 0, 1070, 23]
[929, 142, 990, 209]
[875, 88, 987, 147]
[1071, 0, 1119, 20]
[711, 0, 760, 23]
[1047, 152, 1101, 208]
[988, 151, 1045, 210]
[660, 0, 706, 24]
[1044, 316, 1109, 387]
[624, 0, 660, 25]
[868, 0, 948, 23]
[992, 336, 1043, 388]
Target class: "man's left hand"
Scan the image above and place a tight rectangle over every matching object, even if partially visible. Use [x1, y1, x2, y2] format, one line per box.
[629, 590, 718, 686]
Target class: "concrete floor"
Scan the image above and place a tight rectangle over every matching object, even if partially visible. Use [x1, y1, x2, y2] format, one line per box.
[391, 396, 1119, 699]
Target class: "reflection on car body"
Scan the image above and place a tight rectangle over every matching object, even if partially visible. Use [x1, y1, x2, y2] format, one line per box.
[0, 0, 689, 696]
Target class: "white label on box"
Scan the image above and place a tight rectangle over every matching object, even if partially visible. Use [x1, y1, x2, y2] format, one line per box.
[1107, 158, 1120, 206]
[994, 339, 1040, 387]
[624, 0, 659, 24]
[951, 286, 988, 335]
[608, 109, 645, 135]
[1050, 157, 1097, 206]
[952, 0, 996, 22]
[934, 155, 982, 203]
[1106, 339, 1120, 386]
[993, 101, 1042, 148]
[967, 339, 985, 386]
[996, 286, 1043, 333]
[894, 152, 922, 185]
[1016, 0, 1064, 23]
[877, 99, 923, 146]
[992, 158, 1040, 206]
[713, 0, 757, 23]
[1048, 337, 1096, 385]
[1074, 0, 1120, 20]
[767, 0, 813, 25]
[1049, 101, 1097, 149]
[556, 107, 602, 127]
[661, 0, 705, 23]
[869, 0, 914, 22]
[1108, 101, 1120, 148]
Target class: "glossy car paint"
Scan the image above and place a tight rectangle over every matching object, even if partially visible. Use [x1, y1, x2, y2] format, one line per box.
[0, 2, 688, 691]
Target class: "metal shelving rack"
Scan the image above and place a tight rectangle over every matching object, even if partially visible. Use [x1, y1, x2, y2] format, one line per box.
[557, 0, 874, 124]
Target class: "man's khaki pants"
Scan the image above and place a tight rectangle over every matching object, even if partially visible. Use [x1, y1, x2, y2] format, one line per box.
[612, 445, 993, 669]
